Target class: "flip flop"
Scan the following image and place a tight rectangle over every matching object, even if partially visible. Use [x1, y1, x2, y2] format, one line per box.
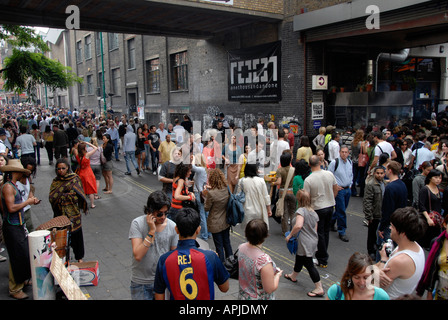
[307, 291, 325, 298]
[91, 205, 96, 209]
[94, 196, 101, 200]
[104, 191, 113, 194]
[284, 274, 297, 283]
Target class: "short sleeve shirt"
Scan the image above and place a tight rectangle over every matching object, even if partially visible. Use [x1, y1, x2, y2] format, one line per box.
[128, 216, 178, 284]
[154, 239, 229, 300]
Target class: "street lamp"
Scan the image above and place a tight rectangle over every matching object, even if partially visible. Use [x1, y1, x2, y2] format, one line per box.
[99, 32, 107, 117]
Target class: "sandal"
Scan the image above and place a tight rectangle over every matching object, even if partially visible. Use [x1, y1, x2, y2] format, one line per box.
[284, 274, 297, 283]
[91, 205, 96, 209]
[104, 191, 113, 194]
[94, 195, 101, 200]
[307, 291, 325, 298]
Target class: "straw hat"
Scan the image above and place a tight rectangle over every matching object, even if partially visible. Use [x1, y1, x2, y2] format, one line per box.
[0, 159, 31, 174]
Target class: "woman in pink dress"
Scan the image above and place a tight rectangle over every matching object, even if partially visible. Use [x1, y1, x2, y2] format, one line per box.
[75, 141, 98, 209]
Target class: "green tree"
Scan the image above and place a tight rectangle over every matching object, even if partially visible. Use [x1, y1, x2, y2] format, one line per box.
[0, 24, 82, 101]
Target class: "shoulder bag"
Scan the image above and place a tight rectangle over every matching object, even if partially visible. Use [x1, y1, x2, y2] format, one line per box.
[275, 167, 295, 218]
[223, 248, 239, 280]
[427, 187, 444, 227]
[357, 142, 369, 167]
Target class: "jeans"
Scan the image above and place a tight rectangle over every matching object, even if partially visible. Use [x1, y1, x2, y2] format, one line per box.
[130, 281, 154, 300]
[376, 224, 391, 262]
[195, 191, 210, 241]
[124, 151, 139, 173]
[34, 144, 41, 165]
[367, 219, 380, 256]
[212, 227, 233, 263]
[150, 147, 159, 172]
[112, 139, 119, 160]
[144, 144, 151, 168]
[281, 193, 297, 235]
[351, 163, 366, 196]
[332, 188, 351, 236]
[315, 206, 334, 265]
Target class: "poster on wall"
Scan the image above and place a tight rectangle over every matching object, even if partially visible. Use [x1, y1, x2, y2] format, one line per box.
[228, 41, 282, 102]
[312, 102, 324, 120]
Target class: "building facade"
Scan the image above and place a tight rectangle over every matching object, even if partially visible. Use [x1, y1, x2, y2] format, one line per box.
[38, 0, 448, 138]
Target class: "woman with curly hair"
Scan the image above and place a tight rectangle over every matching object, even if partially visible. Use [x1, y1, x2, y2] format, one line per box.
[204, 168, 232, 262]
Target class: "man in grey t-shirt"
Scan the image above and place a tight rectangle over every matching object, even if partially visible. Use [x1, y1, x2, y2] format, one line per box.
[129, 191, 178, 300]
[303, 155, 338, 268]
[15, 126, 36, 158]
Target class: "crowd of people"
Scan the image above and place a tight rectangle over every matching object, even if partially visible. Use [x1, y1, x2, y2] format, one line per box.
[0, 103, 447, 302]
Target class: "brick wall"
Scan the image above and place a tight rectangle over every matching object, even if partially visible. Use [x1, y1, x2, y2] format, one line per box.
[186, 0, 283, 14]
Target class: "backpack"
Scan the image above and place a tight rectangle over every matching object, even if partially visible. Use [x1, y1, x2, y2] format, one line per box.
[323, 141, 330, 162]
[332, 157, 352, 172]
[226, 183, 245, 226]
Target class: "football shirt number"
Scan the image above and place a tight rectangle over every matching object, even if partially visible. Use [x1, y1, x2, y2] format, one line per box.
[180, 267, 198, 300]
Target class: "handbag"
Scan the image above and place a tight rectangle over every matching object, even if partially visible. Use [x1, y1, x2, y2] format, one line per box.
[275, 167, 295, 218]
[223, 249, 239, 279]
[183, 199, 198, 211]
[99, 147, 107, 165]
[427, 188, 444, 227]
[357, 143, 369, 167]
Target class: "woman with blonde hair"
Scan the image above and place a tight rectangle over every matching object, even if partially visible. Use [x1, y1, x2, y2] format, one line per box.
[204, 168, 232, 262]
[284, 189, 324, 297]
[312, 127, 326, 150]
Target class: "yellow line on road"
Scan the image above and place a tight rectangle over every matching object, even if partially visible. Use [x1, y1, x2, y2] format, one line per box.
[123, 177, 156, 193]
[125, 177, 339, 287]
[230, 229, 337, 287]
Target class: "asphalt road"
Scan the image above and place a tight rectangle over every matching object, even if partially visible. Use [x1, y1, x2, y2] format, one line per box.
[0, 150, 374, 301]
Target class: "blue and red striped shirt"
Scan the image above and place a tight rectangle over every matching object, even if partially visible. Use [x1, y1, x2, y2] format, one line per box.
[154, 239, 229, 300]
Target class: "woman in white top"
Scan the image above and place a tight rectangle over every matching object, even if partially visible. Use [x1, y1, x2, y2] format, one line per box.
[237, 163, 272, 231]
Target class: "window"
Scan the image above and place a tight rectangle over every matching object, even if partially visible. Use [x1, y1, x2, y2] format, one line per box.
[170, 51, 188, 91]
[86, 75, 93, 95]
[146, 58, 160, 93]
[98, 72, 105, 97]
[79, 78, 84, 96]
[95, 32, 103, 56]
[108, 33, 119, 51]
[112, 68, 121, 96]
[84, 35, 92, 60]
[76, 40, 82, 63]
[127, 38, 135, 69]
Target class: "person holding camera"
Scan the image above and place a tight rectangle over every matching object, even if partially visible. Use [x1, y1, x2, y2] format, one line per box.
[376, 161, 408, 260]
[375, 206, 427, 299]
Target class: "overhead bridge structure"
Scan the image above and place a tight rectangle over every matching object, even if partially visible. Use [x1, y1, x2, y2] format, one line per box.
[0, 0, 283, 38]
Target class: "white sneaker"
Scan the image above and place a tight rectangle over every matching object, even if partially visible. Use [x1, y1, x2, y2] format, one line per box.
[0, 255, 7, 262]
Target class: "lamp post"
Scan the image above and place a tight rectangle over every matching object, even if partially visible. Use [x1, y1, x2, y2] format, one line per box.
[99, 32, 107, 117]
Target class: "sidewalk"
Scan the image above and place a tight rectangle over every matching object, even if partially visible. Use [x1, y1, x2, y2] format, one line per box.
[0, 151, 326, 300]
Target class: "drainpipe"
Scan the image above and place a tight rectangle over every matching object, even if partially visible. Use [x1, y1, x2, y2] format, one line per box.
[375, 48, 410, 91]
